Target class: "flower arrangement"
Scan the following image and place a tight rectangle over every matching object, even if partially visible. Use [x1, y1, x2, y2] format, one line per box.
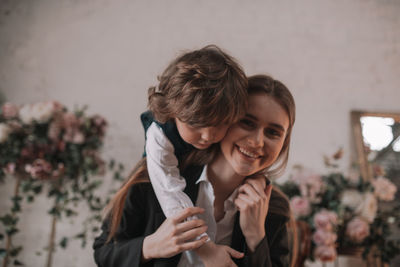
[0, 101, 123, 266]
[279, 149, 400, 264]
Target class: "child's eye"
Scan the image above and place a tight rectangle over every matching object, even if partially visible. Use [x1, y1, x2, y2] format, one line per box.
[239, 119, 256, 129]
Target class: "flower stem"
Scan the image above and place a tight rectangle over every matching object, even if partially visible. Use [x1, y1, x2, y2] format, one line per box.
[45, 215, 57, 267]
[2, 177, 21, 267]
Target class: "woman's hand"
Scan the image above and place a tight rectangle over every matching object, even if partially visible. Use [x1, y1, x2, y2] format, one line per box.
[195, 241, 243, 267]
[142, 207, 208, 261]
[234, 177, 272, 252]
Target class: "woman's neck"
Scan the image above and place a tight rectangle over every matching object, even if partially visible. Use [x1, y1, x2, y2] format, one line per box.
[207, 153, 244, 200]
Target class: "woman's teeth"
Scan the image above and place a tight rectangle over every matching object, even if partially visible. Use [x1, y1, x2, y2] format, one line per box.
[238, 146, 259, 158]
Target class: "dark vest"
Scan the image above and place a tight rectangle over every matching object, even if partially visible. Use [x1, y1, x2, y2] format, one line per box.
[140, 111, 194, 160]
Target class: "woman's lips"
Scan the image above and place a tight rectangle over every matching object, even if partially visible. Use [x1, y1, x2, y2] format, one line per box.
[236, 145, 261, 161]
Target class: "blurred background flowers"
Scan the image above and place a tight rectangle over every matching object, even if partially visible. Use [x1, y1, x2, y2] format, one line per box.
[0, 101, 123, 266]
[279, 149, 400, 264]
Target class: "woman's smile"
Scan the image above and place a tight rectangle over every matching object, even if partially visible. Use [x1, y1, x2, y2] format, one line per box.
[236, 145, 262, 161]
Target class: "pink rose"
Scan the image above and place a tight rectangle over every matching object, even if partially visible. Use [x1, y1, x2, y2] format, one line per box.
[314, 210, 338, 231]
[290, 196, 311, 217]
[312, 229, 337, 246]
[1, 102, 18, 119]
[346, 217, 370, 243]
[314, 245, 337, 262]
[72, 131, 85, 144]
[355, 193, 377, 223]
[372, 176, 397, 201]
[25, 159, 53, 180]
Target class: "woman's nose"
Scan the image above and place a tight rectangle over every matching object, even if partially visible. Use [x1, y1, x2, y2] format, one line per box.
[247, 129, 264, 147]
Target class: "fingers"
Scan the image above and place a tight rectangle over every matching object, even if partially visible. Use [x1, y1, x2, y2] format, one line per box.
[224, 246, 244, 259]
[246, 174, 267, 188]
[239, 183, 264, 203]
[173, 207, 205, 223]
[176, 218, 206, 234]
[244, 178, 267, 198]
[177, 235, 209, 251]
[236, 191, 254, 205]
[177, 225, 208, 243]
[234, 197, 247, 211]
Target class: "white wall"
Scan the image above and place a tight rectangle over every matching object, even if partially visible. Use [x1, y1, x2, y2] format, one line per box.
[0, 0, 399, 266]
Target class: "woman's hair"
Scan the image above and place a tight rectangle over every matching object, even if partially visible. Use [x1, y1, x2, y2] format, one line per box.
[148, 45, 248, 127]
[103, 158, 149, 242]
[247, 74, 296, 179]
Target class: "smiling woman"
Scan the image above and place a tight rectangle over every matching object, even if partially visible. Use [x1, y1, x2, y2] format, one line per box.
[93, 74, 297, 267]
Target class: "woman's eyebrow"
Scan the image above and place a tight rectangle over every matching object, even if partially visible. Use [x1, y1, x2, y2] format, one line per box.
[246, 114, 286, 132]
[245, 114, 258, 121]
[270, 123, 286, 132]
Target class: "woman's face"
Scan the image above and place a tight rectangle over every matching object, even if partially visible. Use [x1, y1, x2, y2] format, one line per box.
[220, 93, 289, 177]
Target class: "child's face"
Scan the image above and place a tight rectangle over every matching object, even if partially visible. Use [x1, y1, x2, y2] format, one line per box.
[175, 118, 229, 149]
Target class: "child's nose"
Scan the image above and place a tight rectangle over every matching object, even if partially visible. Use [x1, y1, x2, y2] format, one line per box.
[201, 128, 215, 142]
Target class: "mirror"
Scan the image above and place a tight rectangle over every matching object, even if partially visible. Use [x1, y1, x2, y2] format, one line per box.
[352, 110, 400, 267]
[351, 110, 400, 183]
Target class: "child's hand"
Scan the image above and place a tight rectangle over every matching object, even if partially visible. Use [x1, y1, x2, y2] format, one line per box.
[194, 241, 243, 267]
[142, 207, 208, 261]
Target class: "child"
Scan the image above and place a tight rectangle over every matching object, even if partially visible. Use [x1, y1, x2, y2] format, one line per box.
[140, 45, 248, 258]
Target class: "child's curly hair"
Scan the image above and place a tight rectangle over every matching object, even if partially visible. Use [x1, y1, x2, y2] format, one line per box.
[148, 45, 248, 127]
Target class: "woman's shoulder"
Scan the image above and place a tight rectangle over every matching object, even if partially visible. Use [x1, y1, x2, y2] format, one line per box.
[125, 182, 158, 208]
[127, 182, 154, 199]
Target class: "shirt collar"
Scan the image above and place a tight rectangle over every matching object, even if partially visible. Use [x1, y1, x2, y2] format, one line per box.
[196, 165, 238, 212]
[195, 165, 209, 184]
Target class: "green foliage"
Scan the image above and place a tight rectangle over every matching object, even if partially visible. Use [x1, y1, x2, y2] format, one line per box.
[0, 102, 125, 264]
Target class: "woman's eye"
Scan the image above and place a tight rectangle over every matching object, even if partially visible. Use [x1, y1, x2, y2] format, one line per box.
[265, 128, 282, 138]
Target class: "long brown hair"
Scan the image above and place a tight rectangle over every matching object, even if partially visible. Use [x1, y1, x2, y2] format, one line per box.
[103, 158, 149, 242]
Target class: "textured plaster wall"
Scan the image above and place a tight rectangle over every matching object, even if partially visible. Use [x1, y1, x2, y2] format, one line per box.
[0, 0, 399, 266]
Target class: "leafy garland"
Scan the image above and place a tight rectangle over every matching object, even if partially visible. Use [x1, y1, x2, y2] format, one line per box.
[0, 102, 124, 266]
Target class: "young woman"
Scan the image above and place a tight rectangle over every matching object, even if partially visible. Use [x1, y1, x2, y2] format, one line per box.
[93, 74, 296, 267]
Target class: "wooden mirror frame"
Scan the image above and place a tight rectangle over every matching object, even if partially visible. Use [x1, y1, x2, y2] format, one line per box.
[351, 110, 400, 181]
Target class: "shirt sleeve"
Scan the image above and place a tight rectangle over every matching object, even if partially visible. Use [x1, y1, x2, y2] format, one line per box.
[145, 122, 197, 218]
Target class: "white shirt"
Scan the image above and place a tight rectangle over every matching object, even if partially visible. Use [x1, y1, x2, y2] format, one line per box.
[177, 165, 238, 267]
[146, 122, 196, 217]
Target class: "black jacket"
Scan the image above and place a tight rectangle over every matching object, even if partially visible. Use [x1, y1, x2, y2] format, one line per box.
[93, 166, 290, 267]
